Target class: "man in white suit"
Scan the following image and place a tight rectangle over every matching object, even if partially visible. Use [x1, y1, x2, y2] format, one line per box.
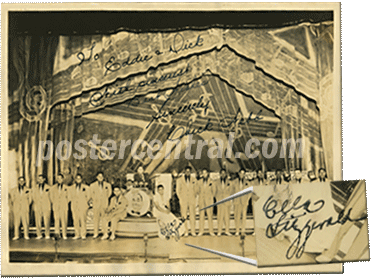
[176, 166, 197, 237]
[198, 168, 216, 236]
[50, 173, 70, 239]
[32, 175, 52, 239]
[90, 172, 112, 238]
[233, 169, 250, 236]
[69, 173, 90, 240]
[215, 169, 233, 236]
[9, 176, 32, 240]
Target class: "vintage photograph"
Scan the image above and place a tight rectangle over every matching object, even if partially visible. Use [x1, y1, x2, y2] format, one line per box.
[254, 180, 369, 267]
[1, 2, 342, 275]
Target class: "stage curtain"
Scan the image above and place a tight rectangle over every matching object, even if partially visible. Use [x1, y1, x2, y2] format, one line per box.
[314, 23, 335, 179]
[8, 22, 334, 182]
[8, 35, 59, 188]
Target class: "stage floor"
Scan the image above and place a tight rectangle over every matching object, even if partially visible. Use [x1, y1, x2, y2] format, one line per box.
[9, 233, 257, 263]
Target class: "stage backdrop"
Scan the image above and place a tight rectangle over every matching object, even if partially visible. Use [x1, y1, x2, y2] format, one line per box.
[8, 23, 333, 187]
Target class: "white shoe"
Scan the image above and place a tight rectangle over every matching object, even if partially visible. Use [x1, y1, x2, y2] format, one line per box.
[81, 236, 86, 240]
[198, 231, 204, 236]
[63, 236, 68, 240]
[235, 232, 240, 236]
[72, 236, 80, 240]
[35, 235, 43, 240]
[24, 236, 30, 240]
[45, 236, 50, 240]
[225, 232, 232, 236]
[191, 232, 197, 237]
[101, 234, 109, 240]
[12, 236, 19, 241]
[184, 232, 189, 237]
[209, 232, 215, 236]
[92, 234, 99, 239]
[109, 234, 116, 241]
[217, 232, 222, 236]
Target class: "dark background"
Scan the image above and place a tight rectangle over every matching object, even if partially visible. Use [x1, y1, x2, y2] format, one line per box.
[9, 11, 333, 36]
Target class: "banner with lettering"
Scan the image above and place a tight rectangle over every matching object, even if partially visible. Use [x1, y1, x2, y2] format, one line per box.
[52, 24, 329, 107]
[73, 47, 316, 126]
[52, 29, 223, 105]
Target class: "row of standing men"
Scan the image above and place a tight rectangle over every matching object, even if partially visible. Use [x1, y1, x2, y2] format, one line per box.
[10, 167, 328, 240]
[9, 172, 114, 240]
[174, 167, 327, 237]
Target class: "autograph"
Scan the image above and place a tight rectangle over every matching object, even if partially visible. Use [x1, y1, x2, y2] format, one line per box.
[167, 118, 213, 141]
[159, 217, 186, 241]
[221, 107, 264, 129]
[89, 64, 191, 107]
[104, 53, 154, 76]
[147, 95, 210, 129]
[76, 42, 99, 66]
[262, 195, 368, 260]
[76, 33, 203, 76]
[124, 78, 209, 108]
[169, 33, 204, 54]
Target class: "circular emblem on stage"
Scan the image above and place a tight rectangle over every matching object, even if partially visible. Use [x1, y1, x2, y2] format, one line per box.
[125, 188, 151, 217]
[19, 85, 48, 122]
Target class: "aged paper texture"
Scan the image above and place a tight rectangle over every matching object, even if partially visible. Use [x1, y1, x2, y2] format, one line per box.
[1, 2, 342, 276]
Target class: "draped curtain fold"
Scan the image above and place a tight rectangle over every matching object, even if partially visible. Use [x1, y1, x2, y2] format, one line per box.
[8, 36, 58, 188]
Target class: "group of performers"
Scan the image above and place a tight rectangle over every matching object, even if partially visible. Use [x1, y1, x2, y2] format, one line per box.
[9, 165, 327, 241]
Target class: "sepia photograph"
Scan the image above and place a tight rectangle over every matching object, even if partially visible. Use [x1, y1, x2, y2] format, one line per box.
[1, 2, 342, 276]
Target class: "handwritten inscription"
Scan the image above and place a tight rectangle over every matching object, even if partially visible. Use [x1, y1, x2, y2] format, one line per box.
[104, 54, 154, 76]
[89, 64, 191, 107]
[222, 107, 264, 129]
[169, 33, 204, 54]
[124, 78, 209, 108]
[76, 33, 204, 76]
[159, 218, 186, 241]
[147, 95, 210, 129]
[167, 118, 213, 141]
[76, 42, 100, 66]
[262, 195, 367, 260]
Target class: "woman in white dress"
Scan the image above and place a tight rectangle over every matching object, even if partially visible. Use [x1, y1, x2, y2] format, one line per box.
[153, 185, 185, 240]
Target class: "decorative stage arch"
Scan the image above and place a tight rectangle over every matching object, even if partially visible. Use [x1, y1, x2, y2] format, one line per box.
[8, 22, 334, 188]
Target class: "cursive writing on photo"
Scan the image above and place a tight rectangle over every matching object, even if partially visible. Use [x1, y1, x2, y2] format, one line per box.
[75, 33, 204, 76]
[262, 195, 368, 260]
[169, 33, 204, 54]
[159, 219, 185, 241]
[89, 64, 191, 108]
